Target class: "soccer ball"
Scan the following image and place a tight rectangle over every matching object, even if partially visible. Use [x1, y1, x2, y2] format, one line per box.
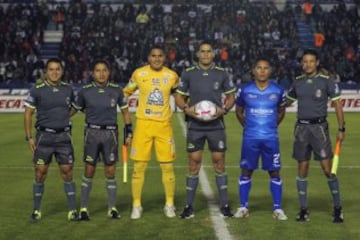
[194, 100, 217, 121]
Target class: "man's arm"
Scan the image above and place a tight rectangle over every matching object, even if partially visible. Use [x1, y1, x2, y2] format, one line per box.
[235, 105, 245, 127]
[24, 107, 36, 153]
[277, 105, 286, 125]
[332, 99, 345, 142]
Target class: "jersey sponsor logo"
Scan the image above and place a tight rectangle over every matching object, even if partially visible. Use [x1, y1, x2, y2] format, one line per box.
[98, 89, 105, 93]
[53, 87, 59, 92]
[152, 78, 160, 86]
[306, 79, 313, 84]
[247, 94, 257, 99]
[202, 72, 209, 76]
[145, 108, 162, 116]
[249, 108, 274, 115]
[147, 88, 164, 106]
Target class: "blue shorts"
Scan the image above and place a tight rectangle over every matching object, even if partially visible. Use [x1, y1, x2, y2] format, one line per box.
[240, 138, 281, 171]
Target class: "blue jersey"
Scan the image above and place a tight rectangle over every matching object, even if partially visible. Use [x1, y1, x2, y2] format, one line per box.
[236, 81, 285, 139]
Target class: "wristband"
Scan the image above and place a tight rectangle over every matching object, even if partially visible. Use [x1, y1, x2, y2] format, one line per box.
[124, 124, 133, 138]
[338, 127, 345, 132]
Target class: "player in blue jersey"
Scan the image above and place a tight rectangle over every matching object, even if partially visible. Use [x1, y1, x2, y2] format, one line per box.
[234, 58, 288, 220]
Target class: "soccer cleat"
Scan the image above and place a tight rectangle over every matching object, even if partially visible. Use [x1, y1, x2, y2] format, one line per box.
[332, 206, 344, 223]
[79, 208, 90, 221]
[30, 210, 42, 222]
[130, 206, 143, 220]
[220, 204, 233, 218]
[296, 208, 310, 222]
[179, 205, 195, 219]
[163, 205, 176, 218]
[234, 207, 249, 218]
[273, 209, 288, 220]
[67, 210, 79, 221]
[108, 207, 120, 219]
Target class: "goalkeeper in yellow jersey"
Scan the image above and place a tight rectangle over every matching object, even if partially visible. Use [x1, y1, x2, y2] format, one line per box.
[123, 45, 179, 219]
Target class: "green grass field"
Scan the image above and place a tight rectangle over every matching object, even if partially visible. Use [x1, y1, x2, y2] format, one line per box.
[0, 112, 359, 240]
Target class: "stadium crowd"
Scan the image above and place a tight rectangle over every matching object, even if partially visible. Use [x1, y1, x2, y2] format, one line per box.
[0, 0, 359, 88]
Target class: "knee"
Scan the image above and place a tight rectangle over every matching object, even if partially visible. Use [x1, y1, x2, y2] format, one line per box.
[133, 161, 148, 177]
[160, 162, 174, 174]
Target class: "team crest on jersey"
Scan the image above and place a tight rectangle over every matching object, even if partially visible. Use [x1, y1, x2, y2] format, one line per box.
[306, 79, 313, 84]
[163, 77, 168, 84]
[213, 82, 219, 90]
[53, 87, 59, 92]
[110, 98, 116, 107]
[147, 88, 164, 106]
[315, 89, 322, 98]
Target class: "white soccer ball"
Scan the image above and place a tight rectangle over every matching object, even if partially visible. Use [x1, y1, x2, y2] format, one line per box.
[194, 100, 217, 121]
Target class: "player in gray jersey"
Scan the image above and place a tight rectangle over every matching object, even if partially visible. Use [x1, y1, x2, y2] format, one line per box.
[286, 49, 345, 223]
[175, 41, 236, 219]
[72, 60, 132, 220]
[24, 58, 78, 222]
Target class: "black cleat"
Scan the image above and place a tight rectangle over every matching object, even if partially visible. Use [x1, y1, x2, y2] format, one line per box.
[79, 208, 90, 221]
[220, 204, 233, 218]
[30, 210, 41, 222]
[179, 205, 194, 219]
[296, 208, 310, 222]
[333, 206, 344, 223]
[108, 207, 120, 219]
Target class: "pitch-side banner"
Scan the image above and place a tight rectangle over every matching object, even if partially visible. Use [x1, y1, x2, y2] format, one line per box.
[1, 94, 360, 113]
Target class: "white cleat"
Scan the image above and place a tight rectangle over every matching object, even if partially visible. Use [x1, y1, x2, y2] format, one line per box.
[164, 205, 176, 218]
[234, 207, 249, 218]
[273, 209, 288, 220]
[131, 206, 143, 220]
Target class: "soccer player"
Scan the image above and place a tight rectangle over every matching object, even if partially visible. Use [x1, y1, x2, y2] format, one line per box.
[72, 60, 132, 220]
[123, 46, 179, 219]
[24, 58, 78, 221]
[234, 58, 288, 220]
[286, 49, 345, 223]
[175, 41, 236, 219]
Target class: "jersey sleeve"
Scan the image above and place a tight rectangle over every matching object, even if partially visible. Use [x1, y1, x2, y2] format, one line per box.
[222, 71, 237, 94]
[235, 86, 244, 107]
[279, 86, 286, 107]
[176, 71, 189, 96]
[286, 82, 297, 101]
[123, 71, 138, 98]
[24, 87, 37, 109]
[327, 78, 341, 101]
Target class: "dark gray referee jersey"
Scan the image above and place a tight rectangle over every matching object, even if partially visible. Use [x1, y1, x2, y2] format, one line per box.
[177, 64, 236, 130]
[73, 82, 127, 125]
[24, 80, 74, 128]
[286, 73, 341, 119]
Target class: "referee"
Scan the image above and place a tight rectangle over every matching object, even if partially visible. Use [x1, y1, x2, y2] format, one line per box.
[24, 58, 78, 221]
[286, 49, 345, 223]
[72, 60, 132, 220]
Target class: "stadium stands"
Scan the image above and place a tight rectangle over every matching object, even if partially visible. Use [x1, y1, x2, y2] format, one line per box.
[0, 0, 359, 90]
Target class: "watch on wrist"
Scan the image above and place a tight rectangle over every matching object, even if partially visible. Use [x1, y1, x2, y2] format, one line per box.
[338, 127, 345, 132]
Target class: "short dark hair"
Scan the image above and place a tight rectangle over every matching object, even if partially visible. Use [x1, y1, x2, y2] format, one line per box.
[302, 48, 319, 60]
[45, 58, 62, 70]
[198, 40, 213, 50]
[147, 45, 165, 55]
[92, 59, 111, 71]
[253, 57, 271, 68]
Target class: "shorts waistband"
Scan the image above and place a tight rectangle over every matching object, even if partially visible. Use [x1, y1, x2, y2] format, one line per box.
[36, 126, 71, 133]
[297, 117, 327, 124]
[86, 123, 118, 130]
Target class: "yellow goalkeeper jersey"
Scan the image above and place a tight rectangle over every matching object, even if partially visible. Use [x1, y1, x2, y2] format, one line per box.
[124, 64, 179, 121]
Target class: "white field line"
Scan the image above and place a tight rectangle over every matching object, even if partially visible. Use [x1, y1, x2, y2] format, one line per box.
[176, 114, 234, 240]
